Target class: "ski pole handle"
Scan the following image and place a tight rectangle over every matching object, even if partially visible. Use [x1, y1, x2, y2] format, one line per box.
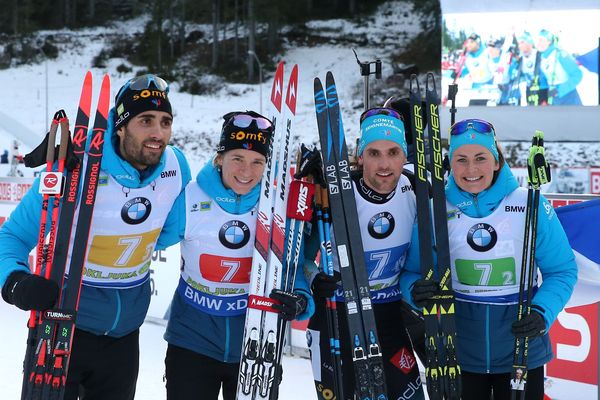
[448, 84, 458, 126]
[527, 130, 551, 188]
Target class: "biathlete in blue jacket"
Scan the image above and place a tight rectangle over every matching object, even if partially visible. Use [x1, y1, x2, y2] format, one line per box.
[535, 29, 583, 105]
[163, 111, 315, 400]
[304, 107, 425, 400]
[404, 118, 577, 400]
[0, 74, 191, 400]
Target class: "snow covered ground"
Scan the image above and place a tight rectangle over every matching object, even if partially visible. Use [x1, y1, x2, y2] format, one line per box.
[2, 297, 597, 399]
[0, 299, 318, 399]
[0, 2, 599, 399]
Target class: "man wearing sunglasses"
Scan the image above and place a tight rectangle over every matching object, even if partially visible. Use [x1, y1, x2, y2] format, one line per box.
[0, 74, 191, 400]
[305, 108, 425, 400]
[535, 29, 583, 105]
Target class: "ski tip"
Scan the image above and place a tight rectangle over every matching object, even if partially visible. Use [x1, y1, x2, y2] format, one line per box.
[426, 73, 436, 91]
[313, 76, 322, 88]
[325, 71, 335, 87]
[79, 71, 94, 117]
[97, 74, 111, 119]
[409, 74, 420, 92]
[271, 62, 285, 112]
[285, 65, 299, 114]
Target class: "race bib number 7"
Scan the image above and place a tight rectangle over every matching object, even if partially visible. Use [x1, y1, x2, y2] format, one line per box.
[455, 257, 516, 286]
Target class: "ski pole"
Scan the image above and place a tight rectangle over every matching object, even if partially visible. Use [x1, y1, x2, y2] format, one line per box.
[271, 152, 316, 400]
[511, 130, 551, 400]
[22, 110, 69, 400]
[317, 184, 345, 400]
[447, 84, 458, 127]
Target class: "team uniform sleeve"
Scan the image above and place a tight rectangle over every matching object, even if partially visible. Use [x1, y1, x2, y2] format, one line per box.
[301, 215, 322, 289]
[155, 190, 187, 250]
[399, 223, 422, 309]
[532, 195, 578, 329]
[0, 178, 45, 288]
[155, 147, 191, 251]
[555, 50, 583, 97]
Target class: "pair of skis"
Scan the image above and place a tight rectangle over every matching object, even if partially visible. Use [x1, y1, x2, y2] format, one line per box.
[237, 61, 302, 400]
[314, 71, 387, 400]
[510, 131, 551, 400]
[21, 72, 109, 400]
[409, 73, 461, 400]
[313, 181, 345, 400]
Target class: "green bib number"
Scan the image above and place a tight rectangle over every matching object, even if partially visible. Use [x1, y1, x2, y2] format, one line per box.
[455, 257, 516, 286]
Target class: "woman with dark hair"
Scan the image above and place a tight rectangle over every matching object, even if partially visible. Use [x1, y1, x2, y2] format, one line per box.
[405, 119, 577, 400]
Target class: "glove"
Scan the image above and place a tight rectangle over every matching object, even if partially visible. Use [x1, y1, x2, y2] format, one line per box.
[410, 279, 439, 308]
[270, 289, 308, 321]
[294, 144, 325, 185]
[1, 271, 59, 311]
[511, 310, 547, 338]
[311, 271, 341, 298]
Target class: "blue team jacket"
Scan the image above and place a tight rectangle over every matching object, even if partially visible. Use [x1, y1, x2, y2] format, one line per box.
[400, 164, 577, 373]
[0, 108, 191, 337]
[164, 162, 315, 363]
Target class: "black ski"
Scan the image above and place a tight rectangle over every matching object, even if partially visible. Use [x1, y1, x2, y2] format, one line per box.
[23, 71, 93, 400]
[21, 73, 110, 400]
[424, 73, 461, 400]
[410, 74, 445, 400]
[314, 72, 387, 400]
[45, 73, 109, 400]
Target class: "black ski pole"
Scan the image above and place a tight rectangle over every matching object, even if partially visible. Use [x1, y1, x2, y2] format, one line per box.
[447, 84, 458, 127]
[510, 130, 551, 400]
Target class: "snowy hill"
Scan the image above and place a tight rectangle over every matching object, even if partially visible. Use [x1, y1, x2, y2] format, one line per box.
[0, 0, 598, 178]
[0, 1, 424, 176]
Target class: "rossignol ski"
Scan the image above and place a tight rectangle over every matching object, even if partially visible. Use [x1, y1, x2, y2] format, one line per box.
[237, 62, 299, 400]
[314, 71, 387, 400]
[510, 131, 551, 400]
[21, 72, 110, 400]
[410, 73, 461, 400]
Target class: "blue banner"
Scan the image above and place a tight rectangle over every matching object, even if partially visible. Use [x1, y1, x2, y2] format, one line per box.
[556, 199, 600, 306]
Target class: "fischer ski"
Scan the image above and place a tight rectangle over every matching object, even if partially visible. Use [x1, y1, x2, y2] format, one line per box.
[314, 71, 387, 400]
[410, 73, 461, 400]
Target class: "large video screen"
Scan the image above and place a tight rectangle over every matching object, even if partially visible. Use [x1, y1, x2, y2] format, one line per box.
[442, 9, 600, 107]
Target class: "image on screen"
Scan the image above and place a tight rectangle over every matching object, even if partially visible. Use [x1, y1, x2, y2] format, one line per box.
[442, 9, 600, 107]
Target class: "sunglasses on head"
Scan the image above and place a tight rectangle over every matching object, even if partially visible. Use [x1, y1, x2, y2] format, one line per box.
[116, 74, 169, 103]
[360, 107, 403, 124]
[227, 113, 273, 131]
[450, 119, 495, 137]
